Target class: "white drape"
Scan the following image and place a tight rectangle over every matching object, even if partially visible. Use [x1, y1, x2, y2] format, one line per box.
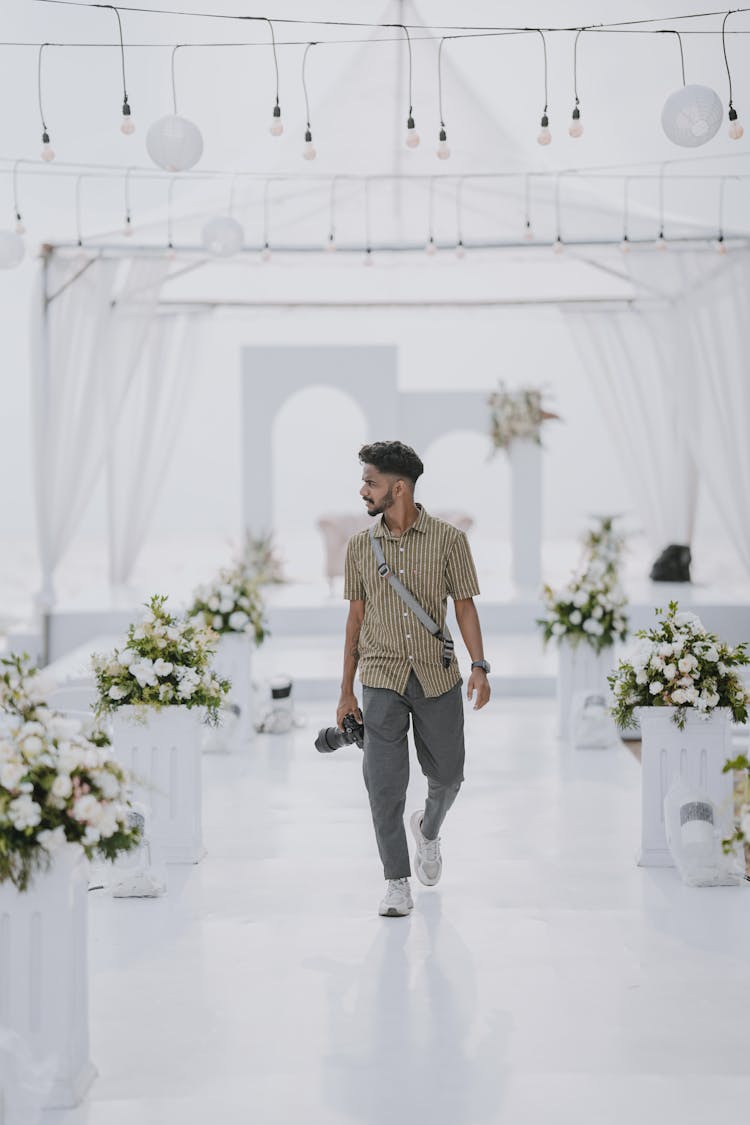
[107, 314, 197, 586]
[31, 254, 168, 605]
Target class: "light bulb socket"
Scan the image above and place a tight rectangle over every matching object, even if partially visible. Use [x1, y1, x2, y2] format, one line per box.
[407, 116, 415, 130]
[729, 106, 738, 122]
[571, 106, 580, 121]
[42, 131, 50, 144]
[122, 100, 131, 117]
[439, 127, 447, 142]
[305, 128, 312, 142]
[273, 104, 281, 119]
[540, 114, 549, 128]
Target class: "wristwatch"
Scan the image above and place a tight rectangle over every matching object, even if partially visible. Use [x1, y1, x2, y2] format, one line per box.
[471, 660, 491, 674]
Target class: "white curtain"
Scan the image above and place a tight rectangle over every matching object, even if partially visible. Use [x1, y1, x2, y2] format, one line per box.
[31, 254, 168, 605]
[564, 302, 697, 552]
[107, 314, 197, 586]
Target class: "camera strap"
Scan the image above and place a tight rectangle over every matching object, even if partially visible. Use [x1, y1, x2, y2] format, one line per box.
[368, 526, 455, 669]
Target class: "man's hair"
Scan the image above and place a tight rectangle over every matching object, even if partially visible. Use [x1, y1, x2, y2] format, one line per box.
[358, 441, 424, 485]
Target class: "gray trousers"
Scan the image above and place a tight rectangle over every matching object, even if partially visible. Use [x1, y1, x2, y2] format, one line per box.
[362, 672, 465, 880]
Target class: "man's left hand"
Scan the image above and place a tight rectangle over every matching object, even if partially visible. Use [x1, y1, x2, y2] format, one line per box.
[467, 669, 491, 711]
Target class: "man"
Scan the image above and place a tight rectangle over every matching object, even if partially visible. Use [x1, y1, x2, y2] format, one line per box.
[338, 440, 491, 918]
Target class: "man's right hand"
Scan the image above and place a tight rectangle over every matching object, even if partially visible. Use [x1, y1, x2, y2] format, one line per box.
[337, 692, 362, 730]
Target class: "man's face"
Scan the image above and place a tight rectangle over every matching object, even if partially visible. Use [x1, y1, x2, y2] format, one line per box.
[360, 464, 397, 517]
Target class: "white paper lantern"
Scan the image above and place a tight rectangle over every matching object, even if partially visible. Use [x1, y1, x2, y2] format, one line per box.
[661, 84, 723, 147]
[201, 215, 244, 257]
[0, 230, 25, 268]
[146, 114, 204, 171]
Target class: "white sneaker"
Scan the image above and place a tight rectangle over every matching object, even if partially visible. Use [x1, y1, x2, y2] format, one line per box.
[410, 809, 443, 886]
[378, 878, 414, 917]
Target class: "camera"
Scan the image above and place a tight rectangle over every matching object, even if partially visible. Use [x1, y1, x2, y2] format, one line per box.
[315, 712, 365, 753]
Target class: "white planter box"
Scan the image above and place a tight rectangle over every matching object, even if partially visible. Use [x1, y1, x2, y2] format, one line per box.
[638, 707, 734, 867]
[0, 845, 96, 1108]
[111, 706, 205, 865]
[509, 438, 542, 595]
[213, 633, 254, 744]
[557, 640, 613, 739]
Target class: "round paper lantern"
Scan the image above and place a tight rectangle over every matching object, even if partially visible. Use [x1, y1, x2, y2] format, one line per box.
[201, 216, 244, 257]
[0, 230, 25, 269]
[146, 114, 204, 171]
[661, 85, 723, 147]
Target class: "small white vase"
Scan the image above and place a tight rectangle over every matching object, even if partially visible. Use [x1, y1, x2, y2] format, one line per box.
[212, 633, 254, 744]
[557, 640, 613, 739]
[0, 844, 97, 1108]
[638, 707, 733, 867]
[111, 705, 205, 864]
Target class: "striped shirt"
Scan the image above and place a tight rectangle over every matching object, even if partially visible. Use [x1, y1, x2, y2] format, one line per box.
[343, 504, 480, 698]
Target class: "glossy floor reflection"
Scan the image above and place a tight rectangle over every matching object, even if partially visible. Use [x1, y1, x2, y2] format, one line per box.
[44, 699, 750, 1125]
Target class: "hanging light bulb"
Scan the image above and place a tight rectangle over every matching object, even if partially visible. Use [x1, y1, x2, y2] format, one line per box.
[302, 128, 316, 161]
[40, 131, 55, 162]
[123, 213, 133, 238]
[270, 103, 283, 136]
[405, 115, 420, 148]
[14, 212, 26, 236]
[425, 237, 437, 256]
[324, 233, 336, 253]
[619, 235, 630, 254]
[455, 240, 465, 259]
[655, 231, 668, 251]
[436, 127, 450, 160]
[165, 241, 177, 260]
[120, 98, 135, 135]
[728, 105, 744, 140]
[260, 242, 272, 262]
[553, 236, 564, 254]
[715, 234, 728, 255]
[537, 114, 551, 146]
[147, 115, 203, 171]
[363, 248, 374, 267]
[523, 220, 534, 242]
[568, 105, 583, 138]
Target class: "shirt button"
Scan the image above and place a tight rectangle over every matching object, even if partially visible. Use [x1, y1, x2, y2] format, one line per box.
[408, 655, 414, 660]
[400, 547, 405, 553]
[403, 611, 408, 617]
[406, 634, 411, 639]
[399, 569, 404, 574]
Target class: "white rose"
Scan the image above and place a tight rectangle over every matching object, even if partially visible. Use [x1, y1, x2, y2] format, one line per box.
[671, 688, 688, 705]
[208, 596, 220, 612]
[569, 610, 582, 626]
[73, 794, 103, 825]
[663, 664, 677, 681]
[212, 615, 224, 630]
[684, 687, 699, 703]
[153, 659, 174, 678]
[82, 824, 101, 845]
[678, 655, 698, 674]
[38, 825, 68, 853]
[130, 659, 158, 688]
[97, 804, 120, 838]
[659, 644, 674, 658]
[649, 682, 663, 695]
[592, 605, 603, 620]
[108, 685, 128, 701]
[636, 671, 648, 685]
[674, 611, 704, 632]
[219, 598, 234, 614]
[551, 622, 566, 636]
[94, 771, 121, 800]
[704, 646, 719, 662]
[0, 761, 26, 789]
[52, 774, 73, 799]
[228, 610, 249, 631]
[7, 794, 42, 830]
[650, 655, 665, 672]
[572, 590, 588, 608]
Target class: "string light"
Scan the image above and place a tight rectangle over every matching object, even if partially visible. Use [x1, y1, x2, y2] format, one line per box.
[261, 178, 272, 260]
[553, 173, 564, 252]
[436, 39, 451, 159]
[425, 177, 437, 253]
[12, 161, 26, 235]
[455, 177, 466, 257]
[122, 165, 133, 235]
[302, 43, 317, 160]
[266, 20, 283, 136]
[523, 174, 534, 240]
[146, 46, 204, 171]
[715, 176, 729, 252]
[325, 175, 337, 251]
[721, 13, 743, 140]
[400, 26, 420, 148]
[165, 176, 176, 257]
[620, 176, 630, 252]
[569, 30, 584, 137]
[75, 173, 85, 246]
[661, 31, 722, 147]
[655, 163, 668, 248]
[37, 45, 55, 161]
[363, 178, 373, 265]
[108, 7, 134, 134]
[537, 31, 551, 145]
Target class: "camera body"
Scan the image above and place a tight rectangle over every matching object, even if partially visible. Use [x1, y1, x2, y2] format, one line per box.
[315, 712, 365, 753]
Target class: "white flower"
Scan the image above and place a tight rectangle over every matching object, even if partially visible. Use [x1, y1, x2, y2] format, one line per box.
[166, 626, 180, 641]
[663, 664, 677, 681]
[38, 825, 68, 853]
[219, 598, 234, 615]
[82, 825, 101, 845]
[153, 659, 174, 678]
[717, 662, 728, 675]
[208, 596, 220, 612]
[551, 622, 566, 637]
[572, 590, 588, 608]
[52, 774, 73, 799]
[674, 611, 705, 634]
[635, 671, 648, 685]
[658, 643, 674, 658]
[649, 682, 663, 695]
[582, 618, 604, 635]
[132, 626, 146, 641]
[704, 646, 719, 662]
[684, 686, 699, 703]
[7, 794, 42, 829]
[0, 761, 26, 789]
[228, 610, 249, 631]
[22, 734, 43, 754]
[569, 610, 583, 626]
[97, 804, 120, 838]
[212, 615, 223, 630]
[219, 584, 234, 600]
[649, 655, 665, 672]
[130, 659, 158, 688]
[671, 688, 688, 705]
[108, 685, 128, 701]
[93, 770, 121, 800]
[592, 605, 603, 620]
[158, 684, 174, 702]
[73, 794, 103, 825]
[678, 655, 698, 674]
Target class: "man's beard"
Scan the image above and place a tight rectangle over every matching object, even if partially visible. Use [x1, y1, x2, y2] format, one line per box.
[365, 486, 394, 517]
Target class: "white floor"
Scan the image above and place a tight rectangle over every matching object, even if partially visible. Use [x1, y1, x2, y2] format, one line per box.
[43, 698, 750, 1125]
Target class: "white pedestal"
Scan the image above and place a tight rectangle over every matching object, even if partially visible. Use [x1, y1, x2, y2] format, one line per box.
[213, 633, 254, 744]
[509, 438, 542, 595]
[638, 708, 733, 867]
[0, 845, 96, 1108]
[112, 706, 205, 864]
[557, 641, 613, 740]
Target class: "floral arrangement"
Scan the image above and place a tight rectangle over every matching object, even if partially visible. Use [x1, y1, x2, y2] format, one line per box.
[189, 562, 267, 645]
[609, 602, 750, 732]
[240, 531, 285, 586]
[538, 516, 628, 654]
[0, 655, 140, 891]
[488, 382, 558, 452]
[92, 595, 230, 723]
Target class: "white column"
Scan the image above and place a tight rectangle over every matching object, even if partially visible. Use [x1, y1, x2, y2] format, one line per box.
[509, 438, 542, 595]
[557, 641, 613, 740]
[0, 845, 97, 1108]
[638, 708, 733, 867]
[112, 706, 205, 864]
